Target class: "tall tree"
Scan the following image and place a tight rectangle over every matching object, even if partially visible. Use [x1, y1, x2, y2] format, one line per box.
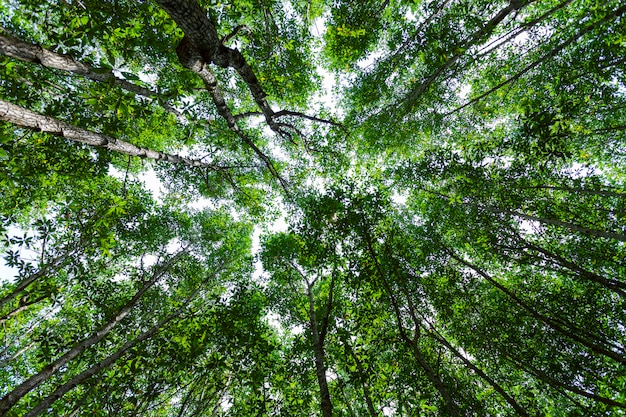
[1, 0, 625, 415]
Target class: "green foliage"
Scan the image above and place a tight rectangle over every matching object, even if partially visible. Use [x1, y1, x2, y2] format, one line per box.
[1, 0, 626, 415]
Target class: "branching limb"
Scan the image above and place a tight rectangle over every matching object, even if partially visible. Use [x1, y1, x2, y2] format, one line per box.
[220, 25, 249, 45]
[446, 4, 626, 116]
[0, 32, 182, 117]
[175, 38, 290, 193]
[273, 110, 344, 128]
[0, 99, 222, 170]
[233, 111, 263, 121]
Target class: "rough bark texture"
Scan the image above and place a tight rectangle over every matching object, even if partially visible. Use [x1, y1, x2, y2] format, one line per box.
[153, 0, 278, 129]
[0, 33, 181, 116]
[0, 99, 219, 169]
[151, 0, 339, 190]
[174, 39, 287, 190]
[0, 252, 183, 414]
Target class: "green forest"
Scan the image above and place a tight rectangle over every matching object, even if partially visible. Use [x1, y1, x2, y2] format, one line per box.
[0, 0, 625, 415]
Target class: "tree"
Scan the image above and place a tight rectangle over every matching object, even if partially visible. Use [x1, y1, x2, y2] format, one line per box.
[1, 0, 625, 415]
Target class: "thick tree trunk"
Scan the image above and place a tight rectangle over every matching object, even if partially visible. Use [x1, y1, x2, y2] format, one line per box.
[0, 251, 184, 414]
[0, 100, 219, 169]
[153, 0, 277, 128]
[171, 39, 288, 191]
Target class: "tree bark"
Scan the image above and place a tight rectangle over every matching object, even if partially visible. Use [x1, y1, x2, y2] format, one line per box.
[506, 210, 626, 242]
[519, 237, 626, 297]
[360, 225, 459, 417]
[404, 0, 526, 110]
[0, 33, 181, 116]
[173, 36, 288, 191]
[449, 252, 626, 364]
[340, 336, 378, 417]
[520, 184, 624, 198]
[505, 354, 626, 408]
[23, 285, 199, 417]
[427, 324, 529, 416]
[0, 251, 70, 309]
[448, 4, 626, 115]
[0, 293, 49, 325]
[0, 251, 185, 414]
[0, 99, 222, 169]
[153, 0, 278, 129]
[387, 253, 529, 416]
[306, 282, 333, 417]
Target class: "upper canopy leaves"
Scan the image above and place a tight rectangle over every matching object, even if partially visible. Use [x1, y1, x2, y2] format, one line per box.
[1, 0, 625, 415]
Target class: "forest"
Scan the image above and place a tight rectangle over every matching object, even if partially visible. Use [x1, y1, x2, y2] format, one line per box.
[0, 0, 625, 415]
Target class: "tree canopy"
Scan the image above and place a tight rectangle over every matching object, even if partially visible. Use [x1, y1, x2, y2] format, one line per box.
[1, 0, 625, 415]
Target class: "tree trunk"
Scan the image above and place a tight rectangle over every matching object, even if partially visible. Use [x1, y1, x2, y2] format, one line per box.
[449, 252, 626, 364]
[0, 34, 180, 116]
[23, 286, 197, 417]
[404, 0, 525, 110]
[449, 4, 626, 115]
[0, 100, 220, 170]
[341, 337, 378, 417]
[520, 237, 626, 297]
[505, 354, 626, 408]
[520, 184, 625, 198]
[0, 293, 49, 325]
[0, 251, 184, 414]
[428, 325, 528, 416]
[306, 283, 333, 417]
[153, 0, 277, 127]
[0, 251, 70, 309]
[360, 225, 459, 417]
[508, 210, 626, 242]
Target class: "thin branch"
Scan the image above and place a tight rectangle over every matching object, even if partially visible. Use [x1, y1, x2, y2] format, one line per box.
[220, 25, 249, 45]
[273, 110, 344, 128]
[446, 5, 626, 116]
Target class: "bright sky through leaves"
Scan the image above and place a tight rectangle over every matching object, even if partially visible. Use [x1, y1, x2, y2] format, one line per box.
[1, 0, 625, 415]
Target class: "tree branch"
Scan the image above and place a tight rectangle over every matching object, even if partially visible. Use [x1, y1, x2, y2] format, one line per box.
[446, 4, 626, 116]
[0, 32, 182, 117]
[0, 99, 224, 170]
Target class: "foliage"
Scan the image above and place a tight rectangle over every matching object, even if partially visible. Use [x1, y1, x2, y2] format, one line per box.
[1, 0, 625, 415]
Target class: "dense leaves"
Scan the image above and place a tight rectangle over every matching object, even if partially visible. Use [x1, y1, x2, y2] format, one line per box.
[1, 0, 625, 415]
